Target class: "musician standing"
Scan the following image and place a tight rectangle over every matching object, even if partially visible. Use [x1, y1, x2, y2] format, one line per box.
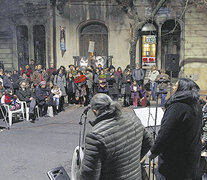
[156, 69, 170, 107]
[78, 93, 153, 180]
[149, 78, 202, 180]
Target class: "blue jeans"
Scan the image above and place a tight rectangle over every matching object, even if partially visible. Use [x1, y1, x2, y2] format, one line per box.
[150, 82, 157, 100]
[159, 89, 167, 107]
[53, 97, 60, 107]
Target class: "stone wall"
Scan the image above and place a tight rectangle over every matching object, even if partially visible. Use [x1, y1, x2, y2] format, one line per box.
[184, 6, 207, 90]
[55, 1, 131, 69]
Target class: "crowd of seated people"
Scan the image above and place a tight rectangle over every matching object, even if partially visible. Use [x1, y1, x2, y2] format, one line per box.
[0, 61, 171, 123]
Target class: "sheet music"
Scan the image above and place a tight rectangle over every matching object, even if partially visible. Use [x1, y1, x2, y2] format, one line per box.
[134, 107, 164, 127]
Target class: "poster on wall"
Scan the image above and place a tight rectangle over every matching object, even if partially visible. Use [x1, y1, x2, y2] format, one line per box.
[60, 26, 66, 57]
[94, 56, 107, 68]
[76, 56, 91, 70]
[75, 56, 108, 70]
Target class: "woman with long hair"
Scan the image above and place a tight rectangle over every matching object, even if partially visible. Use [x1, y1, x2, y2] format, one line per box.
[150, 78, 203, 180]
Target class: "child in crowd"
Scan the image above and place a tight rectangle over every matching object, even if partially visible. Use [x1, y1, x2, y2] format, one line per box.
[4, 89, 21, 111]
[51, 85, 62, 111]
[139, 85, 148, 107]
[130, 80, 140, 107]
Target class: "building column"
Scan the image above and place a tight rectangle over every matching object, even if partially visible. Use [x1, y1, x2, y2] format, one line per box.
[28, 24, 34, 63]
[157, 23, 162, 70]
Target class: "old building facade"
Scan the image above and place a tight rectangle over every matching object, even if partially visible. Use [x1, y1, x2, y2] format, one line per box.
[0, 0, 206, 89]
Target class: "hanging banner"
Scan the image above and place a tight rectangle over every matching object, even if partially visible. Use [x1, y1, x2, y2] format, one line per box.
[60, 26, 66, 57]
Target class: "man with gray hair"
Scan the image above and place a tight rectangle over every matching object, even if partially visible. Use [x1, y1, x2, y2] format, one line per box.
[78, 93, 153, 180]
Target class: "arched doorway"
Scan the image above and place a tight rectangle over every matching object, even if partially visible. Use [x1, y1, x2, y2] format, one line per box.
[161, 20, 181, 76]
[140, 23, 158, 68]
[79, 22, 108, 57]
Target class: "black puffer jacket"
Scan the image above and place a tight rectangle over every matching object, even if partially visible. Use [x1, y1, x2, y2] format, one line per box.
[80, 110, 153, 180]
[151, 91, 202, 179]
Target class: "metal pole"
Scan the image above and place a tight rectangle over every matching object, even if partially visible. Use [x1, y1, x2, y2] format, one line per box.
[170, 71, 172, 96]
[52, 0, 57, 68]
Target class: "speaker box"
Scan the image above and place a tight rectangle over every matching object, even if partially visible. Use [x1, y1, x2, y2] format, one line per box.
[165, 54, 179, 72]
[47, 166, 70, 180]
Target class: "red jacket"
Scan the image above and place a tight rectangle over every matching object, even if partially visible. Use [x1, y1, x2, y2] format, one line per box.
[4, 94, 11, 104]
[75, 75, 86, 84]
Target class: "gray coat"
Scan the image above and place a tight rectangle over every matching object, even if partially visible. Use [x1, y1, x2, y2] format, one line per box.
[54, 74, 66, 96]
[85, 72, 93, 89]
[79, 111, 153, 180]
[132, 68, 145, 81]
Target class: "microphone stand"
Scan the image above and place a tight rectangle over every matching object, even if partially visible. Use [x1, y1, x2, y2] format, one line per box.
[77, 111, 89, 169]
[149, 91, 159, 180]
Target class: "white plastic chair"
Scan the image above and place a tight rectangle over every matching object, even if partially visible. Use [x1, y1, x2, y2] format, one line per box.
[25, 105, 40, 121]
[1, 95, 25, 126]
[17, 100, 40, 121]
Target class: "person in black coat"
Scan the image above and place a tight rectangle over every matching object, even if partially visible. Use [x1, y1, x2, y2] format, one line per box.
[16, 80, 36, 121]
[35, 81, 54, 117]
[122, 69, 132, 107]
[149, 78, 203, 180]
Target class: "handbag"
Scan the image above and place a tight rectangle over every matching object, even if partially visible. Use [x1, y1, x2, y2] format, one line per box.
[47, 106, 54, 117]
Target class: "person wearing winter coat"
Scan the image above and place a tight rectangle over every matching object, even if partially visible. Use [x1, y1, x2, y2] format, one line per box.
[148, 65, 159, 100]
[3, 71, 13, 90]
[74, 71, 87, 106]
[54, 68, 66, 111]
[35, 81, 54, 117]
[97, 69, 108, 94]
[149, 78, 203, 180]
[16, 80, 36, 121]
[31, 65, 47, 87]
[130, 80, 141, 107]
[78, 93, 154, 180]
[117, 67, 123, 97]
[66, 72, 75, 105]
[107, 66, 119, 101]
[132, 63, 145, 86]
[155, 69, 170, 107]
[85, 68, 94, 103]
[51, 85, 62, 114]
[122, 70, 132, 107]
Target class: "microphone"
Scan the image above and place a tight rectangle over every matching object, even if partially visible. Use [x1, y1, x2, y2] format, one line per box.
[82, 105, 91, 115]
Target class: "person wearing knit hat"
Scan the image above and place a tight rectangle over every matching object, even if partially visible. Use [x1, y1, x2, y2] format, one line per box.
[39, 81, 46, 87]
[36, 80, 54, 117]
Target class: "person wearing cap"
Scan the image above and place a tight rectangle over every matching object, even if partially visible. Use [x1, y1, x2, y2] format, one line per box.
[35, 81, 54, 117]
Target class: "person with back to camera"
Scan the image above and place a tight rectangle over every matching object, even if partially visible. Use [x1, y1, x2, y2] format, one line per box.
[77, 93, 154, 180]
[149, 78, 203, 180]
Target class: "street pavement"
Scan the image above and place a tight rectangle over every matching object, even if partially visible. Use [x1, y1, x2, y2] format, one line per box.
[0, 102, 158, 180]
[0, 105, 92, 180]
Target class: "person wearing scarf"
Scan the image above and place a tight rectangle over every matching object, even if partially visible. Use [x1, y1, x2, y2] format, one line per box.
[149, 78, 202, 180]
